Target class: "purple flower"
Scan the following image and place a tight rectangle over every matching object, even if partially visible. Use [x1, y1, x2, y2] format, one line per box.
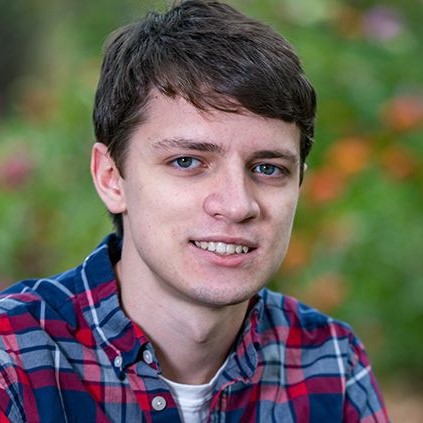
[362, 6, 404, 41]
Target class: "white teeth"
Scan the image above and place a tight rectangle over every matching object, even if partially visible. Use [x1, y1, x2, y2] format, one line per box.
[216, 242, 226, 254]
[226, 244, 235, 254]
[194, 241, 250, 255]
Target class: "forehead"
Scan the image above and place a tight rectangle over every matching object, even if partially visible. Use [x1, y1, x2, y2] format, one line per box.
[131, 91, 301, 155]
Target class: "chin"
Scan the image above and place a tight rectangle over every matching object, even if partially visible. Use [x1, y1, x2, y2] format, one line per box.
[190, 285, 260, 308]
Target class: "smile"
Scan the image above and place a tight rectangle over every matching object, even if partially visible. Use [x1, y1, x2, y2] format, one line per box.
[193, 241, 250, 255]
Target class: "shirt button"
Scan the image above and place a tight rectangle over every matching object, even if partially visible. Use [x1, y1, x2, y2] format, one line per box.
[114, 355, 123, 368]
[151, 395, 166, 411]
[143, 349, 153, 364]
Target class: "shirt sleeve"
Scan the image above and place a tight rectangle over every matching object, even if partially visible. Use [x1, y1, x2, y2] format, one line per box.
[343, 332, 390, 422]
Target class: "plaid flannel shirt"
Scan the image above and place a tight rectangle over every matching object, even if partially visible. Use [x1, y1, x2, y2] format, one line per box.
[0, 235, 389, 422]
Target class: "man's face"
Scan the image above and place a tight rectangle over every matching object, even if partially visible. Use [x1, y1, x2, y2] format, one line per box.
[115, 92, 301, 308]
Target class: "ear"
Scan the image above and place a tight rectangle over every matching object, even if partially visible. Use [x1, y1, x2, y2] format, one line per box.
[91, 142, 126, 214]
[299, 162, 308, 187]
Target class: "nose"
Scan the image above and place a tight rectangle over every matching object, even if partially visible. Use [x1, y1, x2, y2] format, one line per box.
[203, 167, 260, 223]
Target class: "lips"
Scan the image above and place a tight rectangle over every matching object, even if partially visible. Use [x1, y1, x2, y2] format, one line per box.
[193, 240, 251, 255]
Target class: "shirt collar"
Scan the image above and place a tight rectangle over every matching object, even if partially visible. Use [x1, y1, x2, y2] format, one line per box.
[218, 293, 263, 384]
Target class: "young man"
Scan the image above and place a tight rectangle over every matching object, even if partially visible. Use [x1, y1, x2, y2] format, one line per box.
[0, 1, 389, 421]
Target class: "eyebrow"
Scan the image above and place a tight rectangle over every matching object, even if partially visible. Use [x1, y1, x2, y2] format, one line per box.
[152, 137, 225, 154]
[252, 150, 299, 165]
[152, 137, 299, 165]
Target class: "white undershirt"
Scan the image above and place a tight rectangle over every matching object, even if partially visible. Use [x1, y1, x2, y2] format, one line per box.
[160, 358, 228, 423]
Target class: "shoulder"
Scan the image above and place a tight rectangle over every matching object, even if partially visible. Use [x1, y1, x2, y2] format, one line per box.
[0, 235, 121, 419]
[0, 269, 81, 421]
[0, 233, 120, 332]
[257, 288, 360, 366]
[258, 287, 351, 332]
[0, 267, 80, 325]
[252, 290, 389, 421]
[0, 267, 82, 361]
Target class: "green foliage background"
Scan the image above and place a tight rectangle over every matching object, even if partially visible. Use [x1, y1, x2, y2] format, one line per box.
[1, 0, 422, 389]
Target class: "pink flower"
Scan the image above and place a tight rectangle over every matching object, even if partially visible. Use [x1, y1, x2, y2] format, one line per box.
[0, 153, 34, 190]
[362, 6, 404, 41]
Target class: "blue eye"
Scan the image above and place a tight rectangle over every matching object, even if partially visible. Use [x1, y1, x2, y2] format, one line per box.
[172, 157, 201, 169]
[253, 163, 281, 176]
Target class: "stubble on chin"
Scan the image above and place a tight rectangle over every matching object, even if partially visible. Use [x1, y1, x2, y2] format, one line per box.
[189, 281, 263, 308]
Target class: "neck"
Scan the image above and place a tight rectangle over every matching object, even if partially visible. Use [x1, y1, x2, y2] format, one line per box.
[116, 260, 250, 385]
[152, 303, 247, 384]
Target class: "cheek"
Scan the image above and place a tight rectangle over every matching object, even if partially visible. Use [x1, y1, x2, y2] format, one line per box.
[126, 181, 200, 229]
[267, 191, 298, 223]
[266, 196, 298, 246]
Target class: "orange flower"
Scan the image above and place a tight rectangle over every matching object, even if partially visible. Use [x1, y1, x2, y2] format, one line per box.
[283, 234, 311, 273]
[303, 167, 346, 204]
[302, 273, 348, 313]
[327, 136, 372, 177]
[381, 95, 423, 132]
[379, 145, 420, 180]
